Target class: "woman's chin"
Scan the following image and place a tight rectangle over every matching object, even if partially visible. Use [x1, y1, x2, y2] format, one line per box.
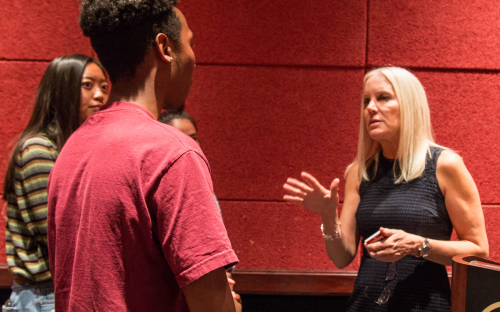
[368, 131, 385, 142]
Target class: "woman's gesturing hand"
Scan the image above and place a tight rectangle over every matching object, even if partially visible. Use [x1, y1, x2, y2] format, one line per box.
[364, 228, 422, 262]
[283, 172, 340, 217]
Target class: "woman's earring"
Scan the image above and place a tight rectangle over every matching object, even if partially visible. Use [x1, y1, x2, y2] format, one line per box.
[169, 56, 173, 61]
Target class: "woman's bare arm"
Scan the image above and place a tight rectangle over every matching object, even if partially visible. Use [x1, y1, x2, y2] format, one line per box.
[365, 150, 489, 265]
[283, 163, 361, 268]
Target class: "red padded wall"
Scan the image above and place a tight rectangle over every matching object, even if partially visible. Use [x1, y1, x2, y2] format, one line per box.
[0, 0, 93, 264]
[0, 0, 93, 60]
[179, 0, 367, 67]
[367, 0, 500, 69]
[186, 66, 364, 201]
[221, 202, 361, 270]
[1, 0, 499, 272]
[180, 0, 500, 270]
[0, 62, 50, 191]
[416, 71, 500, 204]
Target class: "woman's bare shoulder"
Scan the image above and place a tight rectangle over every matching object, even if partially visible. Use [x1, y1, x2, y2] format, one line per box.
[437, 149, 466, 174]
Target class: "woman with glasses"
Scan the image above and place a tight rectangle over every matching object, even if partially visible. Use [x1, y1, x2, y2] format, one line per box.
[283, 66, 489, 311]
[3, 54, 109, 312]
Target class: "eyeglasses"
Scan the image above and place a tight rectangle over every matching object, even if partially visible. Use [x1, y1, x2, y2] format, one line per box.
[364, 262, 397, 305]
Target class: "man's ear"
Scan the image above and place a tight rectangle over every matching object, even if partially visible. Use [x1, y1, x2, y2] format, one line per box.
[155, 33, 173, 63]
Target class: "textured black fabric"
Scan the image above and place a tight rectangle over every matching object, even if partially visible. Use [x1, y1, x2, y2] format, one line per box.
[347, 146, 453, 312]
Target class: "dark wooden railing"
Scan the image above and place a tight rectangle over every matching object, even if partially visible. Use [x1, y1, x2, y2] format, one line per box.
[232, 268, 452, 296]
[0, 264, 12, 288]
[232, 269, 356, 296]
[0, 265, 451, 294]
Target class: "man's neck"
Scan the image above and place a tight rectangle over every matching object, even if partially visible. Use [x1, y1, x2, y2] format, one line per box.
[107, 80, 162, 119]
[107, 52, 164, 119]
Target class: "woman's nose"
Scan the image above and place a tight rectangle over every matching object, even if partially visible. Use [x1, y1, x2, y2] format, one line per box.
[366, 99, 378, 113]
[94, 88, 105, 102]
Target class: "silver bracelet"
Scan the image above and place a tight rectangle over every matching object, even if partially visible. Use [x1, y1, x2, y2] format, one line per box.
[321, 223, 341, 241]
[418, 237, 431, 258]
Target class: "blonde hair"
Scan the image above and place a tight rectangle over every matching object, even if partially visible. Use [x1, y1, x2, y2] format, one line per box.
[350, 66, 444, 183]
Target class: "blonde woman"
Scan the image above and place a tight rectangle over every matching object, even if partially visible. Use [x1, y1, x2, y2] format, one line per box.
[283, 67, 488, 311]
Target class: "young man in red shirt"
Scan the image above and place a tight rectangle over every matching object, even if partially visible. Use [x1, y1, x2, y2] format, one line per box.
[47, 1, 238, 311]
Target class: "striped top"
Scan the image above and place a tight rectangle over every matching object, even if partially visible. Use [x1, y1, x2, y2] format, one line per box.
[5, 134, 58, 282]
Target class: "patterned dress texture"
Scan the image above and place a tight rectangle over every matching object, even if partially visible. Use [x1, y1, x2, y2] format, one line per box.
[347, 147, 453, 312]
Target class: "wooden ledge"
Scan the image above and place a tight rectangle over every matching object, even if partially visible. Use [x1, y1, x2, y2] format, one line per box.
[232, 268, 453, 296]
[0, 265, 451, 295]
[0, 264, 13, 288]
[0, 263, 358, 293]
[232, 269, 357, 296]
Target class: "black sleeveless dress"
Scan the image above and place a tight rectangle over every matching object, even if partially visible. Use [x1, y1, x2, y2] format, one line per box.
[347, 147, 453, 311]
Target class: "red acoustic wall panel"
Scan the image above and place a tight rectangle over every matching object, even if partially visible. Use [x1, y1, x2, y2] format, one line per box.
[0, 61, 49, 193]
[178, 0, 367, 66]
[1, 0, 499, 276]
[185, 66, 365, 201]
[367, 0, 500, 69]
[221, 201, 361, 270]
[0, 0, 92, 60]
[412, 71, 500, 204]
[0, 61, 47, 264]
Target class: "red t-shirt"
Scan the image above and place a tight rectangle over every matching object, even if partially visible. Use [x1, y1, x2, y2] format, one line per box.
[47, 102, 238, 311]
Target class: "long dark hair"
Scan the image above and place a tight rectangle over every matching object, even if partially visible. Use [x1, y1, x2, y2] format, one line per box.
[3, 54, 106, 199]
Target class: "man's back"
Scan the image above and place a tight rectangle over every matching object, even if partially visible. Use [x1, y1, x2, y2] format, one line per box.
[48, 102, 237, 311]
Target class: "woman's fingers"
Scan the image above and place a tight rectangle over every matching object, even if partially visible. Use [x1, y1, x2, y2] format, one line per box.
[371, 253, 403, 263]
[369, 244, 403, 262]
[365, 240, 383, 253]
[283, 183, 307, 197]
[366, 228, 408, 261]
[365, 235, 394, 254]
[284, 173, 340, 215]
[379, 227, 397, 237]
[285, 177, 314, 193]
[283, 195, 304, 204]
[330, 178, 340, 194]
[301, 172, 327, 193]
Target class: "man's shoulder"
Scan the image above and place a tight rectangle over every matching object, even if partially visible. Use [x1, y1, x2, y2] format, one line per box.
[81, 105, 200, 153]
[67, 109, 208, 170]
[136, 118, 204, 156]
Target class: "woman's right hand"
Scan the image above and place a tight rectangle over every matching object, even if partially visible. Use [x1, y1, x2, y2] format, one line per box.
[283, 172, 340, 217]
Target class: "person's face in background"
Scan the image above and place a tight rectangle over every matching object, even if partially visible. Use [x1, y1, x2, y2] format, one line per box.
[169, 118, 200, 146]
[80, 62, 109, 125]
[163, 7, 196, 111]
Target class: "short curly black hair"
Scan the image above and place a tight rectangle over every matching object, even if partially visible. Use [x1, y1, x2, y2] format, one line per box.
[79, 0, 181, 84]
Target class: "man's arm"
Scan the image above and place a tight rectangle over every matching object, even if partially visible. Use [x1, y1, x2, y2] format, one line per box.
[152, 150, 238, 308]
[183, 267, 236, 312]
